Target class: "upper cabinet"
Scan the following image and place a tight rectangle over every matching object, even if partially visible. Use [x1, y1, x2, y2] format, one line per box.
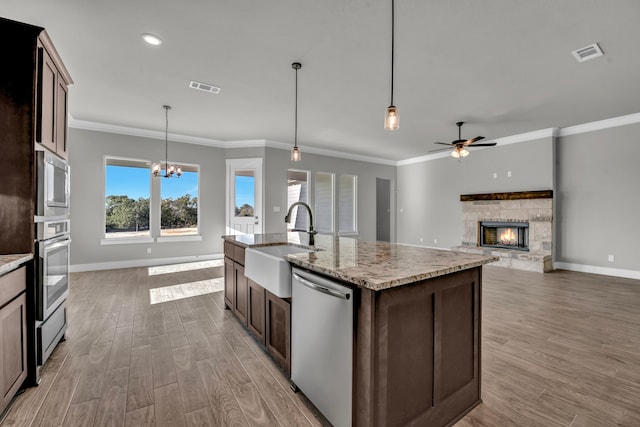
[0, 17, 72, 254]
[36, 31, 72, 159]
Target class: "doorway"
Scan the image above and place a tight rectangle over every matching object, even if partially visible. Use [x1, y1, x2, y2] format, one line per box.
[226, 158, 263, 235]
[376, 178, 391, 242]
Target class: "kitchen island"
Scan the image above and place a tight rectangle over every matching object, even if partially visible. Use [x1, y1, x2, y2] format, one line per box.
[222, 233, 496, 426]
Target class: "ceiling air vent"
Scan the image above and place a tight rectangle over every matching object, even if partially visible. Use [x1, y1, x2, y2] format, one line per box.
[572, 43, 604, 63]
[189, 80, 221, 94]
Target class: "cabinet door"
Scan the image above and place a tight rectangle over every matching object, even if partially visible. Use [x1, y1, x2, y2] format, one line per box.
[0, 293, 28, 413]
[224, 257, 234, 310]
[265, 291, 291, 376]
[234, 264, 248, 325]
[247, 280, 265, 345]
[37, 46, 57, 153]
[55, 79, 69, 159]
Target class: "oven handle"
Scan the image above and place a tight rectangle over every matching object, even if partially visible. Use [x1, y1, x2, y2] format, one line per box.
[40, 237, 71, 256]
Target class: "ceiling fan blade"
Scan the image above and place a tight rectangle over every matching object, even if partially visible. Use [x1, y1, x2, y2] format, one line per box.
[433, 142, 452, 146]
[428, 147, 452, 153]
[463, 136, 485, 145]
[468, 142, 497, 147]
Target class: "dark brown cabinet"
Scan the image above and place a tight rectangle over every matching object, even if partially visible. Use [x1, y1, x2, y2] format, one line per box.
[247, 279, 266, 345]
[1, 17, 72, 254]
[233, 264, 248, 325]
[265, 290, 291, 376]
[223, 239, 291, 376]
[0, 267, 28, 414]
[36, 32, 71, 159]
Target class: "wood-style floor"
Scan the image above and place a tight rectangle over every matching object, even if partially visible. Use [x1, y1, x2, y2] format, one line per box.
[2, 263, 640, 426]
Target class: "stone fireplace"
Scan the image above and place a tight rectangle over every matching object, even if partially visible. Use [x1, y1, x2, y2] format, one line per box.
[452, 190, 553, 273]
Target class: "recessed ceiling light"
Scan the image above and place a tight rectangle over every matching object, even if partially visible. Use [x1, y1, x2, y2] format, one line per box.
[141, 33, 162, 46]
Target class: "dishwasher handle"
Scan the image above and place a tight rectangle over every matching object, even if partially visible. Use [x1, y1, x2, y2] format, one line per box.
[293, 272, 351, 300]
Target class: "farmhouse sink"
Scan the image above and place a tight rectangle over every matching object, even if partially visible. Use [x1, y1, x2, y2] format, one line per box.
[245, 245, 314, 298]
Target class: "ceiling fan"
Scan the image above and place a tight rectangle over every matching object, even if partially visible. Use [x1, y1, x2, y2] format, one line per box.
[431, 122, 496, 158]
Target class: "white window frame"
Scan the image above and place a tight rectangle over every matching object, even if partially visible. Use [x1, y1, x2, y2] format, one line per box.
[338, 174, 358, 235]
[314, 171, 335, 234]
[101, 156, 154, 245]
[157, 162, 202, 242]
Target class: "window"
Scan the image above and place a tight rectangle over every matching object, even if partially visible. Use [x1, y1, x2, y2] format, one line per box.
[287, 170, 309, 231]
[160, 165, 199, 237]
[234, 170, 255, 217]
[104, 158, 151, 239]
[338, 175, 357, 233]
[314, 172, 334, 233]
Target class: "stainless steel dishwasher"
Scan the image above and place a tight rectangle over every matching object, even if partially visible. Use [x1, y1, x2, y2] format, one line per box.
[291, 267, 354, 427]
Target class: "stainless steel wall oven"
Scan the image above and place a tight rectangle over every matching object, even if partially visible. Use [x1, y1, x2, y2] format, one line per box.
[34, 219, 69, 369]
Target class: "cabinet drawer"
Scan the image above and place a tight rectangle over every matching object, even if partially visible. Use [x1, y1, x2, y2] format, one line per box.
[234, 246, 245, 266]
[38, 302, 67, 365]
[0, 267, 27, 309]
[224, 241, 234, 259]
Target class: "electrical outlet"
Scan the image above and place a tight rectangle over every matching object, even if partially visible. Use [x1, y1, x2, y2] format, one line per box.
[419, 237, 423, 242]
[273, 206, 280, 212]
[608, 254, 615, 262]
[434, 238, 438, 244]
[147, 248, 152, 254]
[493, 172, 498, 179]
[507, 171, 512, 177]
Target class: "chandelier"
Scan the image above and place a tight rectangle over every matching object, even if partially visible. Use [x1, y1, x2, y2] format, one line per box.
[152, 105, 182, 178]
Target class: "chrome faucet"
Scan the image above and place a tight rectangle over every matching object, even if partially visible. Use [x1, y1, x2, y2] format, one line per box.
[285, 202, 318, 245]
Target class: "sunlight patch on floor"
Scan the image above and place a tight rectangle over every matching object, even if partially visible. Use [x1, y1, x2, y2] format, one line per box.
[149, 277, 224, 304]
[147, 259, 224, 276]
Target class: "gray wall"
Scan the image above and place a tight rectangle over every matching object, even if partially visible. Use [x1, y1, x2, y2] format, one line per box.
[556, 123, 640, 271]
[69, 130, 396, 268]
[397, 137, 554, 248]
[69, 128, 226, 267]
[263, 147, 397, 241]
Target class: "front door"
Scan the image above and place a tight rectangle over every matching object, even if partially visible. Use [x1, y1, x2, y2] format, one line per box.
[226, 158, 263, 235]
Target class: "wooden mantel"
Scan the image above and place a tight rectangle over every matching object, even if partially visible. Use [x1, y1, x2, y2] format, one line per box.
[460, 190, 553, 202]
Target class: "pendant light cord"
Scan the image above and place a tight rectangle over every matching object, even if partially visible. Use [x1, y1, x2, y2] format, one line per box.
[294, 66, 298, 148]
[390, 0, 395, 106]
[165, 106, 169, 173]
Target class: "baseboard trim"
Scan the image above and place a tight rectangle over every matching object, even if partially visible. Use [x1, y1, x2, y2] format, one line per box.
[554, 262, 640, 280]
[70, 253, 224, 273]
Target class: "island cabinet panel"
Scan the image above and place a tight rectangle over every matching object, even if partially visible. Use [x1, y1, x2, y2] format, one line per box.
[265, 291, 291, 376]
[354, 267, 481, 427]
[224, 257, 234, 309]
[247, 279, 265, 345]
[233, 264, 248, 325]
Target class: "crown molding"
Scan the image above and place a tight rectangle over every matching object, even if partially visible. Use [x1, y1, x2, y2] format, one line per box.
[70, 111, 640, 167]
[69, 118, 226, 147]
[264, 140, 397, 166]
[557, 112, 640, 137]
[398, 128, 557, 166]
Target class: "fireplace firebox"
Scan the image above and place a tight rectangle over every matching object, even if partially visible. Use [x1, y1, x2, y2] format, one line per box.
[479, 221, 529, 251]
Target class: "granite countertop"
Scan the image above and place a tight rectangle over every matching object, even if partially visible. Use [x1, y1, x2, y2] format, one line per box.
[0, 253, 33, 276]
[222, 233, 497, 291]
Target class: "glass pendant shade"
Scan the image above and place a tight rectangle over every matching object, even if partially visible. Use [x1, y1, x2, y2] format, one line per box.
[450, 149, 461, 158]
[384, 105, 399, 130]
[291, 146, 301, 162]
[460, 148, 470, 157]
[152, 163, 161, 176]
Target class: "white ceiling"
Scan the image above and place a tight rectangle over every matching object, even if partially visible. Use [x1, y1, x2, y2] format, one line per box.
[4, 0, 640, 161]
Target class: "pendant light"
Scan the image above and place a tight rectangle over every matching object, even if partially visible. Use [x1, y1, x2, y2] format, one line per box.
[152, 105, 182, 178]
[384, 0, 399, 130]
[291, 62, 302, 161]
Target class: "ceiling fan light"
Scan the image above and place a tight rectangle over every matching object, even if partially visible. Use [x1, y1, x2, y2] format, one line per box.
[384, 106, 399, 130]
[291, 146, 301, 162]
[460, 148, 470, 157]
[450, 149, 460, 158]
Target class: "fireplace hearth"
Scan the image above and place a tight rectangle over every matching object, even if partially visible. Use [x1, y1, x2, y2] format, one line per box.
[480, 221, 529, 251]
[453, 190, 553, 273]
